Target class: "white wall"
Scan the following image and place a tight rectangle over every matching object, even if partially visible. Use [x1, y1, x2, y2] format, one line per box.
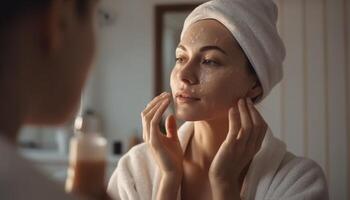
[83, 0, 205, 151]
[84, 0, 349, 199]
[260, 0, 349, 199]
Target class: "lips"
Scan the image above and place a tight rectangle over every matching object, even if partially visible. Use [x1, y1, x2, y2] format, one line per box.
[175, 91, 200, 103]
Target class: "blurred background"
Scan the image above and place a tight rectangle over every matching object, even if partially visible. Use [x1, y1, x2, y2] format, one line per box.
[17, 0, 349, 199]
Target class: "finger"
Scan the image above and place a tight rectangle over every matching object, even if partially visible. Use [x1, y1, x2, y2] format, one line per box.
[142, 100, 163, 141]
[246, 98, 262, 143]
[237, 98, 253, 144]
[143, 92, 170, 114]
[142, 120, 148, 141]
[149, 98, 170, 143]
[141, 92, 168, 141]
[246, 98, 267, 152]
[246, 98, 262, 152]
[226, 106, 241, 142]
[165, 115, 179, 141]
[143, 97, 169, 142]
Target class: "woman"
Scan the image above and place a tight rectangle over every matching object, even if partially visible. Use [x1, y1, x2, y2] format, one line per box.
[108, 0, 329, 199]
[0, 0, 106, 199]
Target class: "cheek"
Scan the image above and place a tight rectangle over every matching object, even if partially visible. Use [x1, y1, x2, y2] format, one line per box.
[200, 71, 233, 95]
[80, 24, 96, 69]
[75, 23, 96, 85]
[170, 67, 178, 92]
[200, 71, 245, 106]
[64, 23, 96, 108]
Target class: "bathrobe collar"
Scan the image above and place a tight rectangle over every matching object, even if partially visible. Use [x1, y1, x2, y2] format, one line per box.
[152, 122, 287, 200]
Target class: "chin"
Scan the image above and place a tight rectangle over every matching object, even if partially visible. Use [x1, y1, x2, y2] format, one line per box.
[175, 109, 207, 122]
[175, 106, 229, 122]
[52, 109, 77, 125]
[28, 109, 76, 126]
[52, 102, 80, 125]
[27, 99, 80, 126]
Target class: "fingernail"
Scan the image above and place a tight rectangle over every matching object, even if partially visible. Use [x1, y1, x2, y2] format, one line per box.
[239, 98, 244, 105]
[163, 93, 171, 99]
[228, 107, 233, 114]
[164, 98, 170, 104]
[231, 106, 239, 114]
[160, 92, 166, 97]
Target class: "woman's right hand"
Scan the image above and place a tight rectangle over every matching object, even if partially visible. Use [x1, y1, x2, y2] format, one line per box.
[141, 92, 184, 178]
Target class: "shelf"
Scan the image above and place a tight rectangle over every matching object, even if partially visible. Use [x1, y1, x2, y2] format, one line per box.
[19, 149, 121, 183]
[20, 149, 121, 164]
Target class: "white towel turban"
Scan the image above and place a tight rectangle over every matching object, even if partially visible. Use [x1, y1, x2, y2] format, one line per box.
[180, 0, 286, 102]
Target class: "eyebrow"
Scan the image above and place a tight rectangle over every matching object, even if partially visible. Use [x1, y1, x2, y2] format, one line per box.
[177, 45, 187, 52]
[176, 45, 228, 55]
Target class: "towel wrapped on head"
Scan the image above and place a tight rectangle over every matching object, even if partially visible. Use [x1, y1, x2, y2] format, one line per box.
[180, 0, 286, 102]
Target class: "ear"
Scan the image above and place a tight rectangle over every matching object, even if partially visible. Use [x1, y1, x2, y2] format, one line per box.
[247, 80, 263, 101]
[40, 0, 65, 52]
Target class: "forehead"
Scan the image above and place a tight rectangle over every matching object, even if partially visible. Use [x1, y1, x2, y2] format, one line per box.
[180, 19, 240, 52]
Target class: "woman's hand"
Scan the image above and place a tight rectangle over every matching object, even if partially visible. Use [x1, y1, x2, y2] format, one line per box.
[209, 98, 267, 199]
[141, 92, 184, 199]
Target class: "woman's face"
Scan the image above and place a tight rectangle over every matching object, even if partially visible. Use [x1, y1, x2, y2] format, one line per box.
[170, 19, 256, 121]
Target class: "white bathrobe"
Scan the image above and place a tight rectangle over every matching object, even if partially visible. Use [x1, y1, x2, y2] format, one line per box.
[107, 122, 329, 200]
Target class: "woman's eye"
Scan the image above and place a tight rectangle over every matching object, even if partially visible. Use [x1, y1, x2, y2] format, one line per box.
[175, 57, 184, 63]
[202, 59, 220, 66]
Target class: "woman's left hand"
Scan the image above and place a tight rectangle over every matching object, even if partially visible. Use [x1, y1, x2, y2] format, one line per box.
[209, 98, 267, 199]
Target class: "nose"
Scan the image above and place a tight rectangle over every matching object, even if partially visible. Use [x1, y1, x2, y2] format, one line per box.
[177, 60, 198, 85]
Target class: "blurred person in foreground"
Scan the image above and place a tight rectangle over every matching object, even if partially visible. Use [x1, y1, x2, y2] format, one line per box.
[0, 0, 110, 199]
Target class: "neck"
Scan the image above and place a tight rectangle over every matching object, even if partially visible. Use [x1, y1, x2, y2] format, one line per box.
[0, 105, 21, 144]
[0, 27, 40, 144]
[0, 62, 24, 144]
[188, 117, 250, 188]
[190, 116, 230, 169]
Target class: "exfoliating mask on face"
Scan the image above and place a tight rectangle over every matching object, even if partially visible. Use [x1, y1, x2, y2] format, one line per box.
[171, 20, 252, 121]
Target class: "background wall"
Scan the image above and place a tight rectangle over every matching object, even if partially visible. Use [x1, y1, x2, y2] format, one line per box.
[82, 0, 205, 152]
[260, 0, 349, 199]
